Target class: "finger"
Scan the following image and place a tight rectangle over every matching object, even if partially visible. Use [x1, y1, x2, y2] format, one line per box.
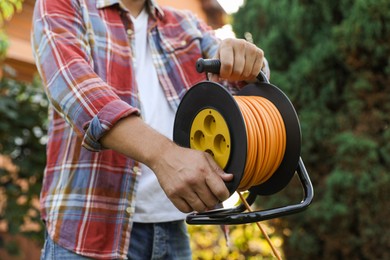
[166, 176, 209, 213]
[204, 154, 231, 202]
[209, 73, 220, 82]
[230, 40, 246, 80]
[184, 192, 209, 213]
[217, 40, 234, 79]
[242, 44, 258, 80]
[193, 183, 221, 210]
[250, 49, 264, 80]
[171, 197, 193, 213]
[205, 153, 233, 181]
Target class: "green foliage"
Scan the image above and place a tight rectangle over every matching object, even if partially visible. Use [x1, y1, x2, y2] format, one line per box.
[189, 222, 283, 259]
[0, 0, 23, 60]
[0, 0, 23, 25]
[233, 0, 390, 259]
[0, 31, 8, 60]
[0, 77, 48, 246]
[4, 240, 20, 256]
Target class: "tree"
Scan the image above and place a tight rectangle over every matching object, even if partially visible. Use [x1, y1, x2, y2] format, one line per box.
[233, 0, 390, 259]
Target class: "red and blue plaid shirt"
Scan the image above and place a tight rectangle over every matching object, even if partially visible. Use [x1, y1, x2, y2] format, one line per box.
[32, 0, 230, 258]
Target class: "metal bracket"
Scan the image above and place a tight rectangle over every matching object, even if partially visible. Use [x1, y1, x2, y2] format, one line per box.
[186, 157, 314, 225]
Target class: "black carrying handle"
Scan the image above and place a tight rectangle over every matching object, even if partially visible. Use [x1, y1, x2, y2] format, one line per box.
[196, 58, 269, 83]
[186, 157, 314, 225]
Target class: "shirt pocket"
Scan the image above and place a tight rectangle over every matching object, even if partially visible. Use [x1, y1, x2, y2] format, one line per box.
[158, 27, 206, 87]
[159, 26, 202, 55]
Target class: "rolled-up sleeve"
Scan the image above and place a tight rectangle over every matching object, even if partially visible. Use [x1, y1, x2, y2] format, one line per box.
[32, 0, 139, 151]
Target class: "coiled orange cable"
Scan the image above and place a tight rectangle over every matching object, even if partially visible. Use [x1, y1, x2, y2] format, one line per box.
[234, 96, 286, 191]
[234, 96, 286, 260]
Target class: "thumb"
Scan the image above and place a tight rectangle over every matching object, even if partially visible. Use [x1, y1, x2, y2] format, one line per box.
[209, 53, 221, 82]
[209, 73, 220, 82]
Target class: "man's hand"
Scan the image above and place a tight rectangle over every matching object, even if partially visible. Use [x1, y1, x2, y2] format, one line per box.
[210, 38, 264, 82]
[100, 115, 233, 213]
[151, 142, 233, 213]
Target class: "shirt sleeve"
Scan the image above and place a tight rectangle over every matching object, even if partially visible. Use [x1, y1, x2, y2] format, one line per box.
[32, 0, 139, 151]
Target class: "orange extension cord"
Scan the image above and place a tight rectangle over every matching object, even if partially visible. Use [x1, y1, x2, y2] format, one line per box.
[234, 96, 286, 260]
[234, 96, 286, 191]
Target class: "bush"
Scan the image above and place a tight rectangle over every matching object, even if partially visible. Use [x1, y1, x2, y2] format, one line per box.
[0, 77, 48, 249]
[233, 0, 390, 258]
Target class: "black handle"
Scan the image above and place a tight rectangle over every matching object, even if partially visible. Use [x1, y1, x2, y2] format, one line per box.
[196, 58, 221, 74]
[186, 157, 314, 225]
[196, 58, 269, 83]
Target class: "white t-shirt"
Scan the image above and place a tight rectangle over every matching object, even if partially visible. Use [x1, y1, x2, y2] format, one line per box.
[130, 9, 187, 222]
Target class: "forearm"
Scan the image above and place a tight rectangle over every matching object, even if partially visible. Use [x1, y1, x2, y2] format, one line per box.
[100, 114, 232, 213]
[99, 115, 174, 170]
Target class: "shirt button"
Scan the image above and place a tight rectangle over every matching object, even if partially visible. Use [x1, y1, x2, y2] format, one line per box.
[133, 166, 140, 175]
[126, 207, 132, 214]
[126, 29, 133, 35]
[180, 40, 187, 46]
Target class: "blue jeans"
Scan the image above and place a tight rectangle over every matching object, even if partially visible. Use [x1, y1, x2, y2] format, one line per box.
[40, 220, 192, 260]
[128, 221, 191, 260]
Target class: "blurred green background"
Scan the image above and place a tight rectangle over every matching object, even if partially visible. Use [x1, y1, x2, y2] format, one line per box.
[1, 0, 389, 259]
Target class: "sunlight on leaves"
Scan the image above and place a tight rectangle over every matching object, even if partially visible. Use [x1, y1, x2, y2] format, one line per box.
[0, 0, 24, 26]
[188, 221, 283, 259]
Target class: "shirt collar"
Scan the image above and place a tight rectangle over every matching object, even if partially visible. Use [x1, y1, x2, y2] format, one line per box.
[96, 0, 164, 20]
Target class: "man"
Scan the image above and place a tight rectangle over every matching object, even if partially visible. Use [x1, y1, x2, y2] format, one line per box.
[32, 0, 266, 259]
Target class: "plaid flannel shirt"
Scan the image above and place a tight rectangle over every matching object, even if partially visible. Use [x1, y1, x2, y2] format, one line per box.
[32, 0, 225, 258]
